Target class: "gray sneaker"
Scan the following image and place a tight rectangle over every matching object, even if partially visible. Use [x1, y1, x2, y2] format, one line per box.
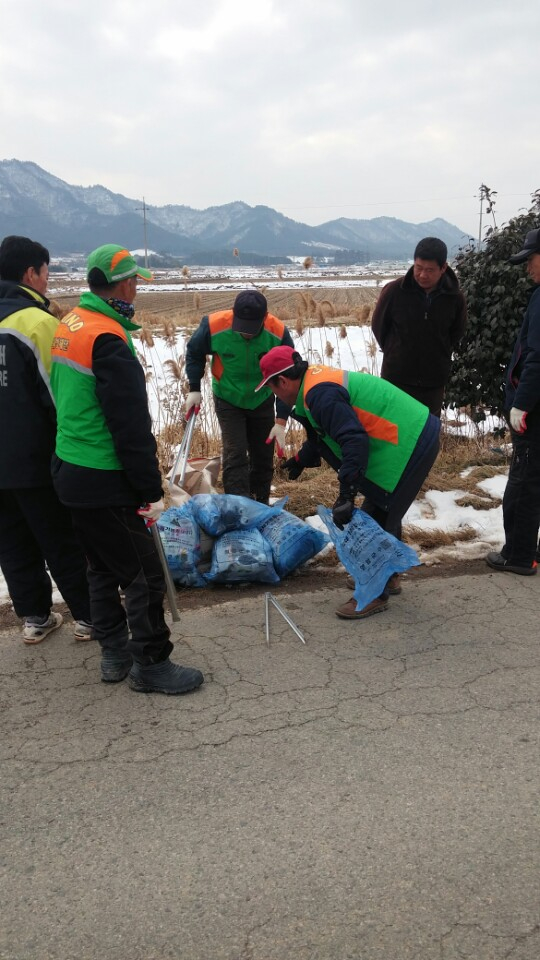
[128, 659, 204, 695]
[23, 612, 63, 645]
[74, 620, 94, 641]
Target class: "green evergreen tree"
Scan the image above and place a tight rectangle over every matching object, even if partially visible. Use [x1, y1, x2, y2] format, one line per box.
[447, 190, 540, 420]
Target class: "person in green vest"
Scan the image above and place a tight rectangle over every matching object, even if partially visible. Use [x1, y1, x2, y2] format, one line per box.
[50, 244, 204, 695]
[256, 345, 441, 620]
[185, 290, 294, 504]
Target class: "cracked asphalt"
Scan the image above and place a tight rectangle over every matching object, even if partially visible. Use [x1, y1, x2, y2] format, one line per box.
[1, 571, 539, 960]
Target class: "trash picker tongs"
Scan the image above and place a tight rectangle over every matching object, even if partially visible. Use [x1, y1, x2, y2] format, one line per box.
[169, 406, 199, 493]
[150, 524, 181, 622]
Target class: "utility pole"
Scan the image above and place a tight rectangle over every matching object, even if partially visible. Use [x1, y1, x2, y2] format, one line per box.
[142, 197, 149, 269]
[136, 198, 149, 267]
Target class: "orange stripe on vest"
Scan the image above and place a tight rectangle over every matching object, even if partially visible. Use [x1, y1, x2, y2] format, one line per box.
[211, 355, 224, 380]
[208, 310, 234, 335]
[52, 307, 128, 368]
[304, 365, 399, 444]
[351, 406, 398, 444]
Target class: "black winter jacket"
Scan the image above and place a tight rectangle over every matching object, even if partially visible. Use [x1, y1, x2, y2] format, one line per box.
[371, 265, 467, 389]
[0, 282, 58, 488]
[505, 285, 540, 415]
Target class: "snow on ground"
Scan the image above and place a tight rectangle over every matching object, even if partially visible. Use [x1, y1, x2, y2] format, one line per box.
[141, 323, 504, 439]
[47, 262, 405, 297]
[0, 477, 507, 605]
[0, 314, 508, 607]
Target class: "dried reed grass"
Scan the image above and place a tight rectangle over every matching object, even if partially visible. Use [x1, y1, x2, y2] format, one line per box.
[454, 494, 502, 510]
[402, 525, 478, 549]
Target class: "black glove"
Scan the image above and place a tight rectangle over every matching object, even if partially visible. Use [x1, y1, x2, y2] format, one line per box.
[332, 496, 354, 529]
[281, 455, 304, 481]
[332, 483, 357, 529]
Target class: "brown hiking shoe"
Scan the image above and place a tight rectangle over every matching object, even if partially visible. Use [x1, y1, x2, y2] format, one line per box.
[345, 573, 401, 595]
[335, 595, 389, 620]
[386, 573, 402, 595]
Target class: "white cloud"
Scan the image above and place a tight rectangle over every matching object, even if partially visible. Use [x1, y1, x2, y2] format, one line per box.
[0, 0, 538, 234]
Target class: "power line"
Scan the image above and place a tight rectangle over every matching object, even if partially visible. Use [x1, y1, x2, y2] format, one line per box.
[279, 192, 534, 213]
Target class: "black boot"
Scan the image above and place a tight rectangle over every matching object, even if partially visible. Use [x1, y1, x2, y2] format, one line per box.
[127, 658, 204, 695]
[486, 551, 537, 576]
[101, 649, 133, 683]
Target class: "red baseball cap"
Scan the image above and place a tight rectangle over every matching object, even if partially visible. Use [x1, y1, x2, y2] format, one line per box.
[255, 345, 297, 392]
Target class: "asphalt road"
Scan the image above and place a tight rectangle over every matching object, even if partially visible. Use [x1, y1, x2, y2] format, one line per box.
[1, 571, 539, 960]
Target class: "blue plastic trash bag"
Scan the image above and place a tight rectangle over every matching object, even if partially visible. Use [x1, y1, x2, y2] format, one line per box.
[317, 505, 420, 610]
[204, 528, 280, 584]
[157, 504, 207, 587]
[190, 493, 280, 537]
[259, 510, 329, 578]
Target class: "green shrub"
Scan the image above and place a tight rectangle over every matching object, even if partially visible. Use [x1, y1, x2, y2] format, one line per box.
[447, 191, 540, 419]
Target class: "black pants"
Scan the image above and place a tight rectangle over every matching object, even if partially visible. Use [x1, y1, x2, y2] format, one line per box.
[501, 421, 540, 567]
[361, 415, 441, 539]
[214, 395, 275, 503]
[0, 486, 91, 621]
[69, 506, 173, 665]
[383, 378, 444, 418]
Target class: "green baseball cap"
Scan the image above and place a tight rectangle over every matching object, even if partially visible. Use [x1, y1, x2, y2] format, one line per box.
[86, 244, 153, 283]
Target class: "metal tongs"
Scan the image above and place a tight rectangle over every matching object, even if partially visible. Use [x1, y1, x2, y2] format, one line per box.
[169, 405, 199, 492]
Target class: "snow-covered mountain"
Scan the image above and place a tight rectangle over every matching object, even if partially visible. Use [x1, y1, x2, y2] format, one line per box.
[0, 160, 471, 260]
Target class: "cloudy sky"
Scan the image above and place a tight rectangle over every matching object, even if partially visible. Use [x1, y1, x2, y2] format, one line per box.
[1, 0, 538, 237]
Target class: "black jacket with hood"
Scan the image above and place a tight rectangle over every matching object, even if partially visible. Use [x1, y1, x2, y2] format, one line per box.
[371, 265, 467, 390]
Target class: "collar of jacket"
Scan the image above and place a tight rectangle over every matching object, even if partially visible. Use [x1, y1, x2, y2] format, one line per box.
[0, 280, 50, 309]
[78, 290, 141, 331]
[401, 263, 461, 295]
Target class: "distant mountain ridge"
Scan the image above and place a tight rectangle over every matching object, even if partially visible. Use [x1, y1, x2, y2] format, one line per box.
[0, 159, 471, 261]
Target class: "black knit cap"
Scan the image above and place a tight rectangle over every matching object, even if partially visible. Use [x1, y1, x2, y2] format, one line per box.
[232, 290, 268, 334]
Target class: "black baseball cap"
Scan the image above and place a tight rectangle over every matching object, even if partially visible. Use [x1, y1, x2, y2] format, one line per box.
[232, 290, 268, 334]
[508, 227, 540, 264]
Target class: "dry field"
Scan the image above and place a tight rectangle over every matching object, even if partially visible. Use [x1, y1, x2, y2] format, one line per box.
[50, 278, 381, 330]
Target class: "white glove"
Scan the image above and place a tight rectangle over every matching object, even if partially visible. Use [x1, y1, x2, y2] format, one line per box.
[266, 423, 286, 457]
[510, 407, 527, 434]
[185, 391, 201, 418]
[137, 499, 165, 526]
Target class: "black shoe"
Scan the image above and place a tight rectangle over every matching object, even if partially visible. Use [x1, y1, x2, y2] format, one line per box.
[127, 658, 204, 695]
[485, 551, 537, 576]
[101, 650, 133, 683]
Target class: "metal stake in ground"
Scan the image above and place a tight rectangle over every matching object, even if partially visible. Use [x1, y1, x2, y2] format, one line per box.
[265, 593, 305, 646]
